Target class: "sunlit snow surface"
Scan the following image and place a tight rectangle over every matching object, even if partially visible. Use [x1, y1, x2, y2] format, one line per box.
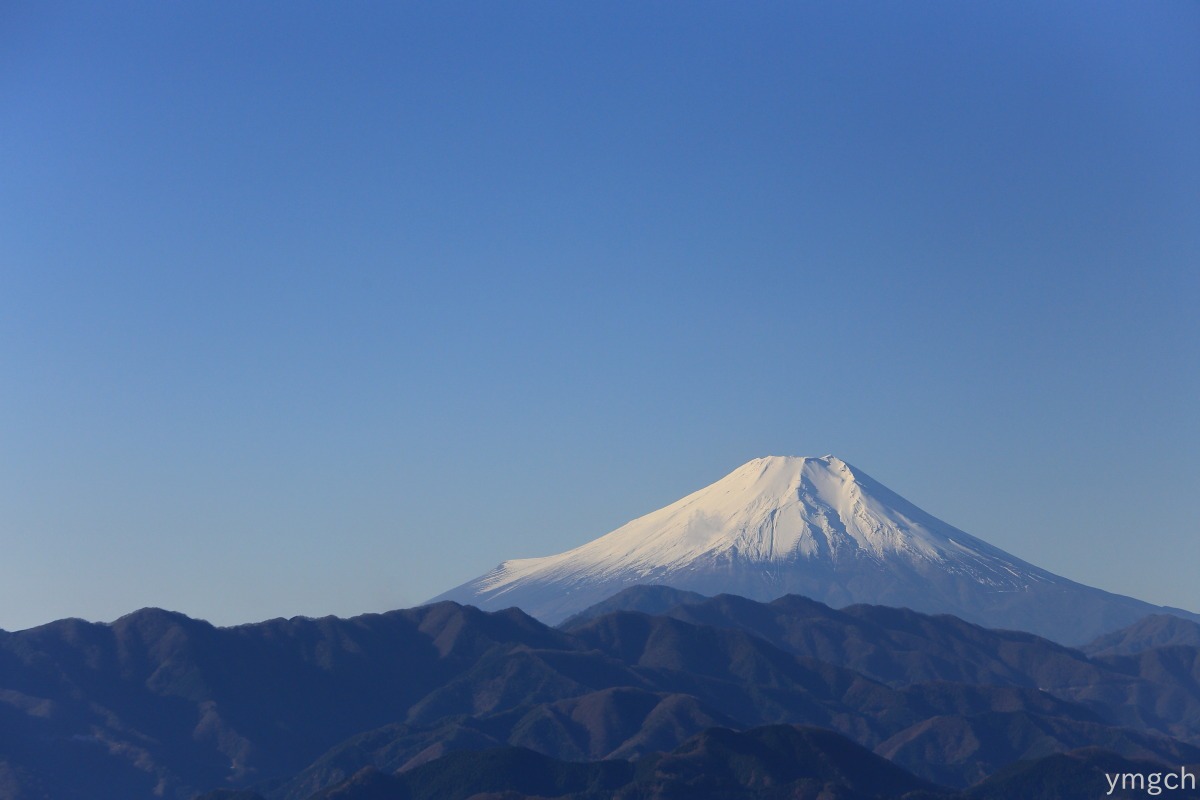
[494, 456, 1002, 575]
[434, 456, 1061, 624]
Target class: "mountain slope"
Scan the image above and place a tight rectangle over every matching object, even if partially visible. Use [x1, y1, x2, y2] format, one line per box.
[1084, 615, 1200, 657]
[432, 455, 1197, 642]
[9, 598, 1200, 799]
[558, 585, 709, 628]
[281, 724, 944, 800]
[0, 603, 576, 800]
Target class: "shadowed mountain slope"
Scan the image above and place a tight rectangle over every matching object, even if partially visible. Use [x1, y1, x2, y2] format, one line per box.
[1084, 614, 1200, 657]
[255, 724, 945, 800]
[567, 591, 1103, 688]
[566, 591, 1200, 747]
[6, 597, 1200, 799]
[199, 737, 1200, 800]
[558, 585, 709, 629]
[267, 606, 1200, 795]
[0, 603, 574, 800]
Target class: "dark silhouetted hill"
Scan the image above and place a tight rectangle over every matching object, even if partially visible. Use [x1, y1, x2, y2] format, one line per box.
[6, 596, 1200, 799]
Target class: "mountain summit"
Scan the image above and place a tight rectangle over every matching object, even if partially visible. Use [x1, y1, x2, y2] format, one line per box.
[431, 456, 1196, 642]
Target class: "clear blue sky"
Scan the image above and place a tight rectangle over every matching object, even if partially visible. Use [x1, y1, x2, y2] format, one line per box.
[2, 2, 1197, 631]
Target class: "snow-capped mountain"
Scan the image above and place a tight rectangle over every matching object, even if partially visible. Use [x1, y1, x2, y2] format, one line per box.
[430, 455, 1197, 642]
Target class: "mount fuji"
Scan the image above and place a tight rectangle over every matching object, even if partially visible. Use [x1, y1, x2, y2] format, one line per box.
[431, 455, 1197, 643]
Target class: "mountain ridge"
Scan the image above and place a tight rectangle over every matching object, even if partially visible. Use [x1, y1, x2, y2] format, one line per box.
[7, 595, 1200, 798]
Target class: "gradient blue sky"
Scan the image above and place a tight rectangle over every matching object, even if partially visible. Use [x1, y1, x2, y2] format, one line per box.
[2, 2, 1197, 632]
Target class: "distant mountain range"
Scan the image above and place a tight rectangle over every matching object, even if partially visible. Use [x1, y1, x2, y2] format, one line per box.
[5, 591, 1200, 799]
[432, 455, 1199, 643]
